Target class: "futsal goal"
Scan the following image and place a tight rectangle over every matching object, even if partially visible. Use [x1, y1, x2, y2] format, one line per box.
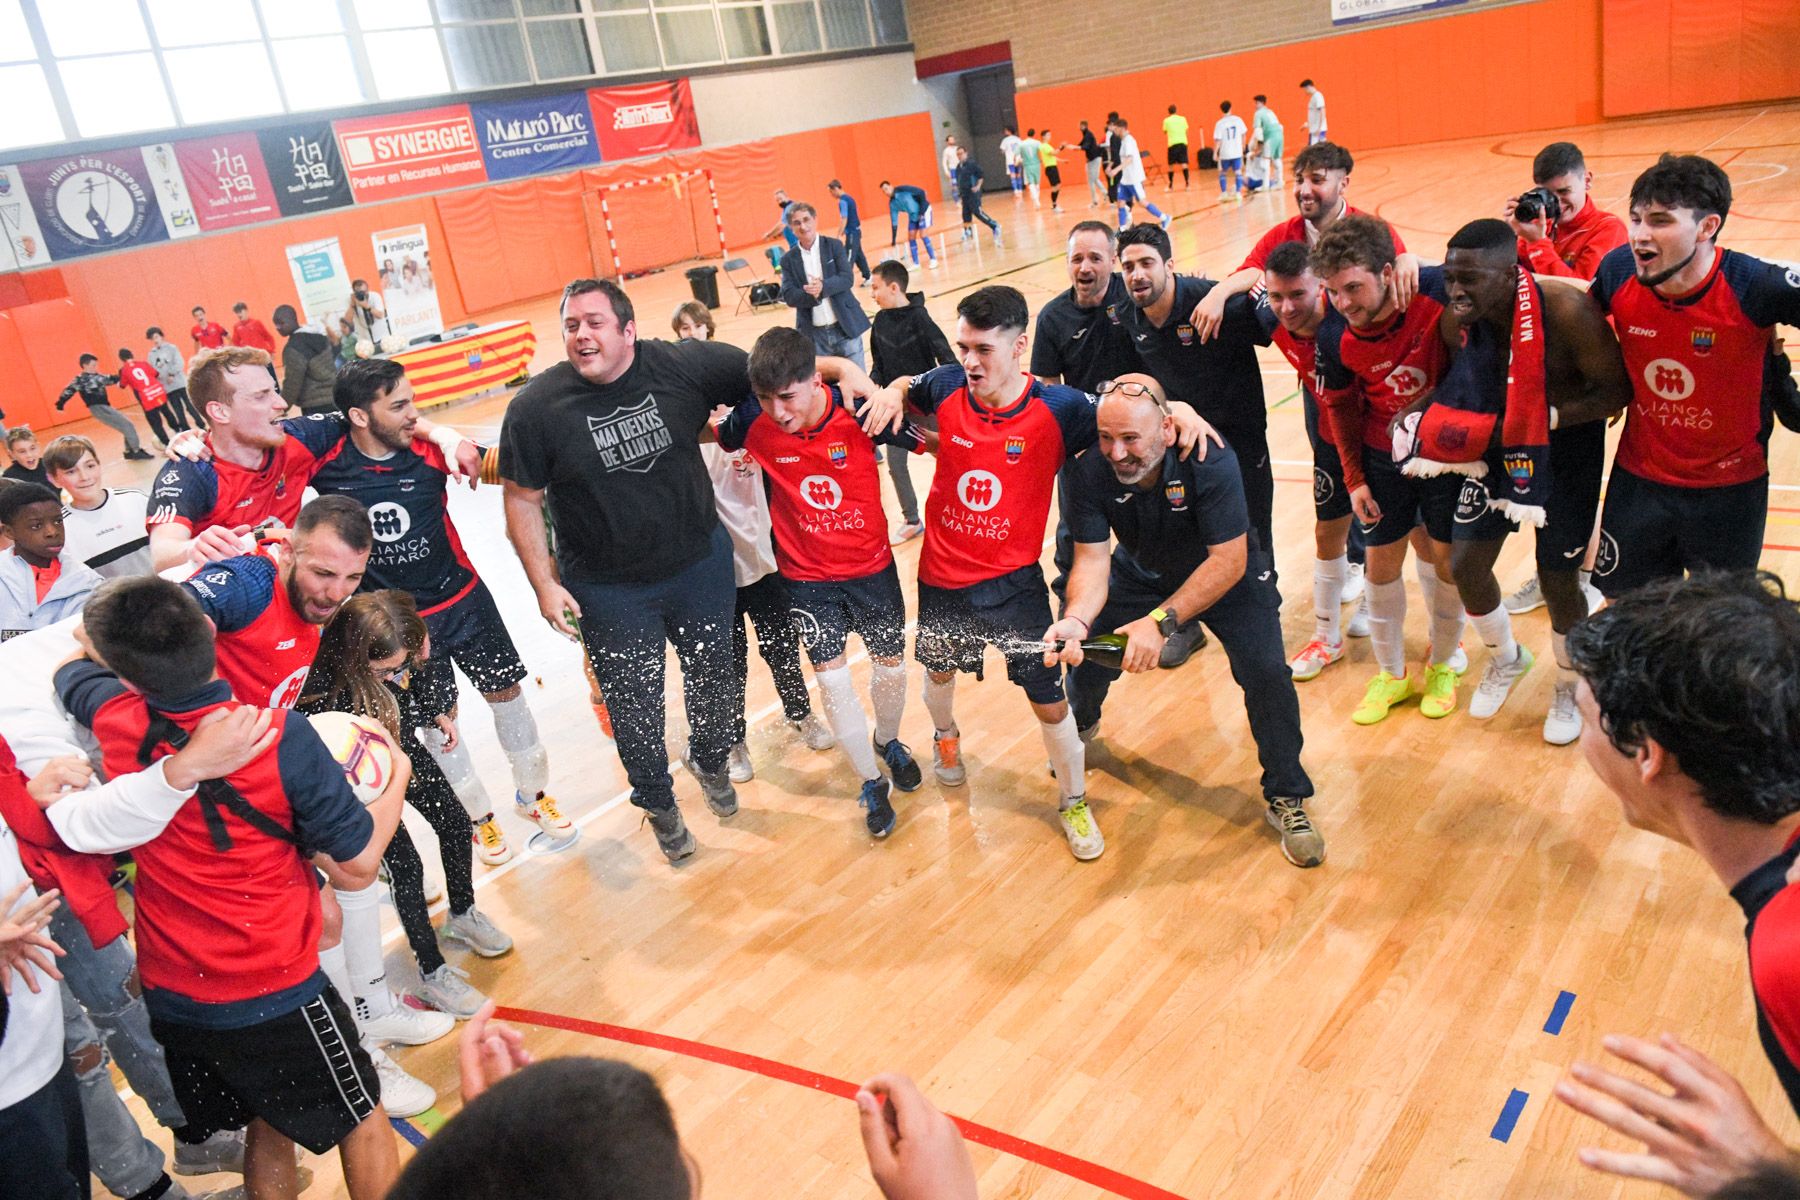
[581, 168, 728, 279]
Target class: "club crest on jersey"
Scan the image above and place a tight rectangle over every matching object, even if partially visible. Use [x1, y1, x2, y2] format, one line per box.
[1502, 451, 1534, 488]
[1177, 323, 1196, 346]
[1106, 304, 1120, 325]
[274, 476, 288, 498]
[1690, 328, 1715, 356]
[1165, 479, 1187, 509]
[1004, 435, 1025, 464]
[828, 442, 848, 469]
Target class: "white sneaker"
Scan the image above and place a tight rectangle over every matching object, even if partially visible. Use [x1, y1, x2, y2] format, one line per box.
[1543, 677, 1582, 745]
[892, 519, 925, 544]
[414, 963, 487, 1019]
[1341, 561, 1366, 604]
[356, 993, 455, 1046]
[790, 713, 836, 751]
[1289, 638, 1344, 681]
[1345, 593, 1371, 638]
[442, 907, 514, 958]
[1059, 796, 1105, 861]
[367, 1043, 434, 1118]
[1504, 575, 1545, 614]
[1582, 582, 1605, 615]
[1470, 645, 1535, 719]
[726, 741, 754, 783]
[173, 1129, 245, 1176]
[1447, 643, 1470, 674]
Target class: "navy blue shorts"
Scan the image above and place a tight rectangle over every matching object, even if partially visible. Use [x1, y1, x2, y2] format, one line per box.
[1595, 466, 1768, 597]
[1449, 422, 1605, 564]
[1304, 392, 1353, 523]
[1359, 449, 1459, 546]
[787, 562, 907, 664]
[916, 563, 1063, 704]
[419, 579, 528, 710]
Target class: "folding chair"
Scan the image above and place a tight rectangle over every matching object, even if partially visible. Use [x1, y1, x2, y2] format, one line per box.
[724, 257, 781, 315]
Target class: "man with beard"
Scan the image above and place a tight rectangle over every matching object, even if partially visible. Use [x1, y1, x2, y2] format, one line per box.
[1043, 374, 1320, 867]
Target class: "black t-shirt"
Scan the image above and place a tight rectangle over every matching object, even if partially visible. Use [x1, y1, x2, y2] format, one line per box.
[499, 339, 747, 585]
[2, 462, 51, 489]
[1062, 443, 1249, 584]
[1120, 274, 1271, 448]
[1079, 130, 1103, 161]
[1030, 275, 1140, 392]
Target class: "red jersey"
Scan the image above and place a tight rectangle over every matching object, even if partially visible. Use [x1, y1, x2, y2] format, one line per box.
[903, 367, 1098, 590]
[1238, 205, 1407, 272]
[118, 358, 167, 411]
[1519, 197, 1627, 282]
[147, 412, 348, 535]
[232, 318, 277, 355]
[715, 387, 920, 583]
[191, 321, 229, 349]
[1594, 246, 1800, 487]
[181, 549, 322, 708]
[1314, 266, 1450, 489]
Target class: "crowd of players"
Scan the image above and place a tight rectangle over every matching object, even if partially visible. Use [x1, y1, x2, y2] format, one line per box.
[1, 129, 1799, 1200]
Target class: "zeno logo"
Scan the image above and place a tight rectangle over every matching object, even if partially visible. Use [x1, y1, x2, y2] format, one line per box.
[800, 475, 842, 510]
[1643, 358, 1694, 400]
[956, 471, 1002, 512]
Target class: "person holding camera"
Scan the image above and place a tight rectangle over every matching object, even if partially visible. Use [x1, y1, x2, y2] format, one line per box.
[345, 279, 388, 344]
[1505, 142, 1627, 282]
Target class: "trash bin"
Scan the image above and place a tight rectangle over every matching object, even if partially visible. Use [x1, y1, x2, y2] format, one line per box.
[685, 265, 720, 309]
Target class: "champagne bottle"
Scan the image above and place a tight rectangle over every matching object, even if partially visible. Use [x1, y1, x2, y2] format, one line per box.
[1053, 633, 1128, 671]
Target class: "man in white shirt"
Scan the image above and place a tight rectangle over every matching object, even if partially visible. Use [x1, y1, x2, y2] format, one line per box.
[1107, 118, 1173, 233]
[940, 135, 961, 200]
[1214, 100, 1249, 202]
[779, 202, 870, 372]
[1302, 79, 1328, 144]
[45, 436, 153, 580]
[1000, 127, 1023, 193]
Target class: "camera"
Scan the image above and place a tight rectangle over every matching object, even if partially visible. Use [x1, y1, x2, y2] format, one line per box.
[1514, 185, 1562, 229]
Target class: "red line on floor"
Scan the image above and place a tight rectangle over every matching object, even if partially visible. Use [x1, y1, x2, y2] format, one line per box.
[1767, 543, 1800, 552]
[496, 1006, 1189, 1200]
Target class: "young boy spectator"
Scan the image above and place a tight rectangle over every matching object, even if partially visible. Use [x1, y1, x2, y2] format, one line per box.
[57, 355, 153, 461]
[867, 259, 954, 543]
[44, 435, 153, 579]
[117, 346, 188, 450]
[54, 575, 411, 1200]
[147, 326, 207, 431]
[3, 427, 51, 487]
[0, 482, 102, 642]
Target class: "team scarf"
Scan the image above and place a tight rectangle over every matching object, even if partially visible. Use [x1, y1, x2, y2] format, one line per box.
[1398, 266, 1552, 527]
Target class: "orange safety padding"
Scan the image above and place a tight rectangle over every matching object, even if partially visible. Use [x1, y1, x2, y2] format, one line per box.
[1603, 0, 1800, 117]
[435, 188, 508, 314]
[0, 298, 107, 431]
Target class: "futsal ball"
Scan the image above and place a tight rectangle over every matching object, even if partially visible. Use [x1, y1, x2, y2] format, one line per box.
[308, 711, 399, 805]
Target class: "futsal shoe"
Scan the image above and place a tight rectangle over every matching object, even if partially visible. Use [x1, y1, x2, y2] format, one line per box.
[1159, 213, 1173, 231]
[415, 964, 487, 1019]
[1345, 593, 1371, 638]
[368, 1043, 434, 1118]
[356, 994, 455, 1046]
[1469, 645, 1534, 719]
[1419, 661, 1461, 719]
[1158, 620, 1207, 668]
[442, 907, 514, 958]
[1352, 671, 1413, 725]
[1447, 643, 1470, 674]
[516, 792, 572, 837]
[1543, 678, 1582, 746]
[1289, 638, 1344, 682]
[1265, 798, 1325, 868]
[874, 737, 923, 791]
[932, 730, 966, 786]
[683, 755, 740, 818]
[173, 1130, 246, 1176]
[471, 815, 513, 866]
[1059, 796, 1105, 861]
[1503, 575, 1545, 614]
[1342, 561, 1366, 604]
[859, 777, 897, 838]
[646, 806, 697, 862]
[726, 741, 754, 783]
[992, 226, 1004, 248]
[791, 712, 836, 751]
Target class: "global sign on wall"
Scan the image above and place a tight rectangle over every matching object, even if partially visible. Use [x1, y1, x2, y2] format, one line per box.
[334, 105, 488, 203]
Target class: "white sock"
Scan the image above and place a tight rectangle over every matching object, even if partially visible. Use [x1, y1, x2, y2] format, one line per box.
[419, 725, 494, 822]
[490, 693, 548, 799]
[1040, 712, 1086, 804]
[817, 665, 881, 780]
[318, 941, 354, 1008]
[1366, 578, 1409, 677]
[1577, 568, 1593, 591]
[1313, 554, 1348, 643]
[336, 882, 392, 1017]
[869, 662, 907, 747]
[922, 674, 957, 735]
[1469, 606, 1519, 665]
[1426, 571, 1467, 666]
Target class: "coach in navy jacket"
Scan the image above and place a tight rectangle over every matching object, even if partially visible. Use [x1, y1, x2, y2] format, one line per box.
[779, 201, 870, 371]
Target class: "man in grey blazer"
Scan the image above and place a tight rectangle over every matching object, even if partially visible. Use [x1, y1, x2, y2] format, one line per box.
[780, 202, 870, 371]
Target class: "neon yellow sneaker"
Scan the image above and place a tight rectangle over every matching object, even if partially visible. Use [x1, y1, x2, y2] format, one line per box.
[1352, 671, 1414, 725]
[1419, 662, 1460, 718]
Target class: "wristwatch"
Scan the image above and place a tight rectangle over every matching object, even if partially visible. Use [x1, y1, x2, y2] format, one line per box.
[1150, 606, 1180, 637]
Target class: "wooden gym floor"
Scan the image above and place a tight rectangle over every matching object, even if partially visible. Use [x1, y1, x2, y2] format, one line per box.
[87, 99, 1800, 1198]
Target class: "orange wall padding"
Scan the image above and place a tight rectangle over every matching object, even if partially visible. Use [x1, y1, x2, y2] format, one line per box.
[1603, 0, 1800, 117]
[1017, 0, 1603, 156]
[1, 111, 935, 435]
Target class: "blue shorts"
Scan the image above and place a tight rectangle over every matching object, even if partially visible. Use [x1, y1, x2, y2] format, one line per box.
[1116, 184, 1143, 205]
[1359, 448, 1460, 546]
[1303, 393, 1353, 523]
[1595, 466, 1767, 597]
[787, 563, 907, 664]
[916, 563, 1063, 705]
[1219, 157, 1244, 172]
[419, 579, 528, 709]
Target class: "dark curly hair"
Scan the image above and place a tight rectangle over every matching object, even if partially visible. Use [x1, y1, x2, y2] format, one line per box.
[1566, 570, 1800, 824]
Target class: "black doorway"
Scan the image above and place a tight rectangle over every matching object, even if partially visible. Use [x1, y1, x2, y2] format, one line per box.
[960, 64, 1017, 193]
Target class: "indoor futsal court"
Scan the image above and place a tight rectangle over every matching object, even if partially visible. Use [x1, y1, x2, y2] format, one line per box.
[3, 1, 1800, 1198]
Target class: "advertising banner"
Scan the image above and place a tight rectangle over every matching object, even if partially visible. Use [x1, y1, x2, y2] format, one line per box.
[259, 121, 355, 217]
[587, 79, 701, 160]
[18, 149, 176, 260]
[371, 224, 443, 343]
[472, 90, 603, 181]
[139, 144, 202, 240]
[336, 105, 487, 204]
[286, 236, 349, 329]
[1330, 0, 1466, 23]
[0, 164, 53, 270]
[175, 133, 279, 231]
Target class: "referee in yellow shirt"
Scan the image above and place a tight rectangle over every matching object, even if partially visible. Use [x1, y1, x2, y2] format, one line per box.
[1163, 105, 1191, 189]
